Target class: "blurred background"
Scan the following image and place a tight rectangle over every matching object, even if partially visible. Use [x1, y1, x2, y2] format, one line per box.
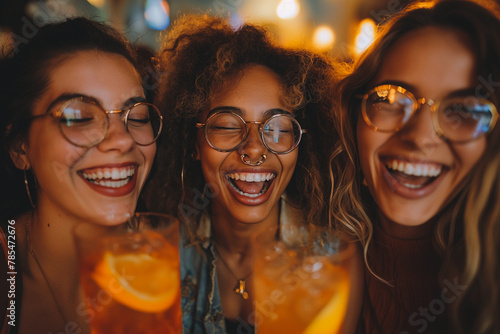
[0, 0, 418, 59]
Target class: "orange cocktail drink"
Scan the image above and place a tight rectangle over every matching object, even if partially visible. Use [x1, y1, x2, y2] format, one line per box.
[253, 228, 352, 334]
[75, 213, 181, 334]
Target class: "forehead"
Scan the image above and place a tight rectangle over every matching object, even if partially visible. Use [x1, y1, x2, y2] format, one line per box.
[374, 26, 476, 98]
[207, 64, 288, 118]
[44, 51, 144, 109]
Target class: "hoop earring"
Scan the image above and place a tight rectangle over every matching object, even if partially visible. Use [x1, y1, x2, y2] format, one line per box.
[24, 166, 35, 208]
[241, 154, 266, 166]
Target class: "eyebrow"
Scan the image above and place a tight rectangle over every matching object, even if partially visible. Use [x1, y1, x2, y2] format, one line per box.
[206, 106, 293, 119]
[46, 93, 147, 113]
[371, 80, 477, 99]
[370, 80, 419, 93]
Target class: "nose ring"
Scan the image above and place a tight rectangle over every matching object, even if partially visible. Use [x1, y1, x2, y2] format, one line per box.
[241, 154, 266, 166]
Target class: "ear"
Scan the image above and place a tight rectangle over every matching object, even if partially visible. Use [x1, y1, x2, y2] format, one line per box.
[193, 142, 200, 160]
[9, 140, 30, 170]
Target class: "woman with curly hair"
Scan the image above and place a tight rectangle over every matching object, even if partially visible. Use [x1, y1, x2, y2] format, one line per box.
[336, 0, 500, 333]
[144, 15, 362, 334]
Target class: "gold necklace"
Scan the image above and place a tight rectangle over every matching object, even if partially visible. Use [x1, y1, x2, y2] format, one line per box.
[214, 245, 252, 300]
[25, 214, 69, 325]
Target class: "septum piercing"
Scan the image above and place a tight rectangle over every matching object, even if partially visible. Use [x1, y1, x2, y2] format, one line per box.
[241, 154, 266, 166]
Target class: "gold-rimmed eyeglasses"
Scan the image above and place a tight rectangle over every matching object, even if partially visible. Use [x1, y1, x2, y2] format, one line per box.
[30, 96, 163, 147]
[196, 108, 306, 154]
[359, 84, 498, 143]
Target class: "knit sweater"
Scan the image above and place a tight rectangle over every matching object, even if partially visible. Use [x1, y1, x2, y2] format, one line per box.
[358, 223, 449, 334]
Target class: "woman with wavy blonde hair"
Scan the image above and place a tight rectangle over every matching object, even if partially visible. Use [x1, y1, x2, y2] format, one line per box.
[335, 0, 500, 333]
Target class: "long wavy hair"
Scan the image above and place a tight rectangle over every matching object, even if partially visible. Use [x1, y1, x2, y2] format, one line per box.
[144, 15, 339, 239]
[336, 1, 500, 333]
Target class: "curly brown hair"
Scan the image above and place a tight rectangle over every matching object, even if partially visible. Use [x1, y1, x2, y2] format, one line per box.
[143, 15, 340, 237]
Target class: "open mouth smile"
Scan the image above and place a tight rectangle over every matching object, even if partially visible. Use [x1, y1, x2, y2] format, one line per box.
[227, 172, 276, 198]
[80, 165, 136, 188]
[78, 164, 139, 197]
[385, 159, 442, 189]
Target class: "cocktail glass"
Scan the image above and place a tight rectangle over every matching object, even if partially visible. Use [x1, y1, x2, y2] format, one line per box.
[74, 212, 181, 334]
[253, 225, 353, 334]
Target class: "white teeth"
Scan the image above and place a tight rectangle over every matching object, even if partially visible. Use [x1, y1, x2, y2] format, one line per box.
[81, 166, 136, 188]
[386, 160, 442, 177]
[404, 164, 414, 175]
[227, 173, 275, 182]
[226, 172, 275, 198]
[95, 179, 130, 188]
[402, 182, 422, 189]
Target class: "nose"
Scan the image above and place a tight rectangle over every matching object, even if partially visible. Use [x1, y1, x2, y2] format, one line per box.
[96, 114, 135, 153]
[238, 123, 267, 160]
[396, 103, 445, 153]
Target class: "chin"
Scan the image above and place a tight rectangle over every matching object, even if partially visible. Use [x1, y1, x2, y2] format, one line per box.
[91, 209, 135, 226]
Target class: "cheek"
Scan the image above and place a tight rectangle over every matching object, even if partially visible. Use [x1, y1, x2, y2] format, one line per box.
[199, 147, 226, 184]
[280, 151, 298, 181]
[356, 120, 377, 175]
[141, 145, 157, 168]
[28, 126, 83, 176]
[454, 139, 487, 177]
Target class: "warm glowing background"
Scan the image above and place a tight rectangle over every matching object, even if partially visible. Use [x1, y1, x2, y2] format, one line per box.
[0, 0, 416, 60]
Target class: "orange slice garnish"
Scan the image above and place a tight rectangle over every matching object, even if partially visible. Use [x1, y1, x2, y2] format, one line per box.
[303, 267, 350, 334]
[91, 236, 179, 313]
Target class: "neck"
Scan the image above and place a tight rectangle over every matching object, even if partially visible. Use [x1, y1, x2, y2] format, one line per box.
[210, 205, 280, 256]
[26, 208, 80, 287]
[378, 210, 435, 239]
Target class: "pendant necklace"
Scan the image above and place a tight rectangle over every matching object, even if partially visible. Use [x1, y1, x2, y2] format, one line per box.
[214, 245, 252, 300]
[26, 214, 69, 325]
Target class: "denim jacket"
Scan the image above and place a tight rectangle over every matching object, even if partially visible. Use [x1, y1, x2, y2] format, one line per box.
[180, 198, 304, 334]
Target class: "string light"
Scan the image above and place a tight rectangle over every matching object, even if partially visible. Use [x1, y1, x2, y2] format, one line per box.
[276, 0, 300, 20]
[144, 0, 170, 30]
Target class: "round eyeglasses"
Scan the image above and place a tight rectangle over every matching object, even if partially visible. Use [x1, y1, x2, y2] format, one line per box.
[196, 110, 307, 154]
[360, 84, 498, 143]
[30, 97, 163, 147]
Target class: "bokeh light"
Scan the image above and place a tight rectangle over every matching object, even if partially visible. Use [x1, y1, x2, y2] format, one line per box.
[354, 18, 376, 55]
[144, 0, 170, 30]
[87, 0, 105, 8]
[313, 25, 335, 50]
[276, 0, 300, 20]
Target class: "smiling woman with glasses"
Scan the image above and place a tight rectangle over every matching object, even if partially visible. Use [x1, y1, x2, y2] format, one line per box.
[335, 1, 500, 333]
[0, 18, 158, 333]
[143, 14, 363, 334]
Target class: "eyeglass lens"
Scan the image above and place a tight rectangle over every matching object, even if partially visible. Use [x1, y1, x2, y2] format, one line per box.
[363, 86, 496, 141]
[205, 112, 301, 153]
[59, 99, 162, 147]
